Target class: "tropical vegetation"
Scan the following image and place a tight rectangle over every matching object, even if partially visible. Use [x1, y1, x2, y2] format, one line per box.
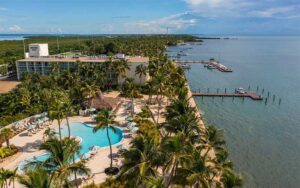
[0, 35, 242, 187]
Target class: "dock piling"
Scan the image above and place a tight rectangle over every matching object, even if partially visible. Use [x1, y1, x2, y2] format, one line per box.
[265, 98, 268, 105]
[262, 89, 265, 95]
[225, 88, 227, 94]
[279, 98, 282, 105]
[267, 92, 270, 98]
[257, 85, 259, 92]
[273, 95, 276, 102]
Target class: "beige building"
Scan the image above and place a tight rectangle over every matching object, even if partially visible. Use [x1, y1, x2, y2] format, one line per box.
[16, 44, 150, 85]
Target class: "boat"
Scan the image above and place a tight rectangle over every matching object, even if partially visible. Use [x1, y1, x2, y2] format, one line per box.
[179, 53, 187, 56]
[180, 64, 191, 69]
[207, 65, 216, 69]
[235, 87, 246, 94]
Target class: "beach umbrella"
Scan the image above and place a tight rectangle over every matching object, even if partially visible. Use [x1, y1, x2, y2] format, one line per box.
[28, 124, 34, 130]
[90, 114, 97, 121]
[81, 152, 91, 160]
[127, 122, 137, 127]
[89, 146, 101, 151]
[14, 121, 21, 128]
[125, 116, 133, 122]
[89, 108, 96, 112]
[33, 114, 41, 119]
[117, 144, 129, 150]
[131, 127, 139, 133]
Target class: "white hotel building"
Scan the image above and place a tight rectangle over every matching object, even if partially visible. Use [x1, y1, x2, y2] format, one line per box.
[16, 44, 150, 84]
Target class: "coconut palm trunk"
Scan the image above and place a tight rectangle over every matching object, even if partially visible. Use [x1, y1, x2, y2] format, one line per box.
[131, 96, 134, 116]
[156, 91, 162, 124]
[107, 126, 113, 168]
[166, 161, 179, 188]
[57, 118, 62, 141]
[5, 139, 10, 148]
[66, 117, 71, 138]
[73, 156, 78, 188]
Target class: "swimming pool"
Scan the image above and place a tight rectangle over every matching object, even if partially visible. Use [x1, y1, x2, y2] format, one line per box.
[18, 122, 123, 173]
[60, 122, 123, 154]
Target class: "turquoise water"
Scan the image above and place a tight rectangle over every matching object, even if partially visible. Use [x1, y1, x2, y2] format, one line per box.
[168, 36, 300, 188]
[60, 122, 123, 154]
[19, 122, 123, 172]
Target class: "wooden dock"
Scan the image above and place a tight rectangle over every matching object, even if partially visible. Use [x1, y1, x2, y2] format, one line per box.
[175, 60, 233, 72]
[192, 92, 263, 100]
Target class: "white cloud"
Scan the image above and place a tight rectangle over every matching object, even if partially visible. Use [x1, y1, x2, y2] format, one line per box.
[124, 12, 198, 34]
[183, 0, 300, 19]
[184, 0, 253, 17]
[249, 6, 297, 18]
[9, 25, 22, 32]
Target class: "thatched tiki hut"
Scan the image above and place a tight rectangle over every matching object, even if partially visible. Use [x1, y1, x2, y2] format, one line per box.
[86, 91, 119, 111]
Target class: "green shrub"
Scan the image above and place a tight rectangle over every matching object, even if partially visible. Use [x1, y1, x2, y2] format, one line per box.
[136, 107, 151, 118]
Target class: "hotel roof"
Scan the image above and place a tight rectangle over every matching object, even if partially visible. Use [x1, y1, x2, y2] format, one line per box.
[17, 56, 149, 63]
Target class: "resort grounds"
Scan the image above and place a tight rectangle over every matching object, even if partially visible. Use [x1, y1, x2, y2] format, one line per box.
[1, 90, 206, 187]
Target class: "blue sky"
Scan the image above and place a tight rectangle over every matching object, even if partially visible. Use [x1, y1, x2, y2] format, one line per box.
[0, 0, 299, 35]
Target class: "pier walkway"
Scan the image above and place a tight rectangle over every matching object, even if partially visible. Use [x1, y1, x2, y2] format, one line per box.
[192, 92, 263, 100]
[175, 60, 233, 72]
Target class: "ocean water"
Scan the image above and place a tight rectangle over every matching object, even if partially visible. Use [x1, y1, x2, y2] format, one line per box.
[0, 34, 25, 41]
[168, 36, 300, 188]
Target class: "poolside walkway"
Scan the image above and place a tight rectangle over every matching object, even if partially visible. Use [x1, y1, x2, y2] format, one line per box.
[1, 95, 145, 188]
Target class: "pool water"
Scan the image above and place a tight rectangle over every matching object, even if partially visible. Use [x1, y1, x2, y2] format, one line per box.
[19, 122, 123, 173]
[60, 122, 123, 154]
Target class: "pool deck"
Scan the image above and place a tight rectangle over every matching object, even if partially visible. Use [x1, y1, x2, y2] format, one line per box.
[0, 93, 144, 188]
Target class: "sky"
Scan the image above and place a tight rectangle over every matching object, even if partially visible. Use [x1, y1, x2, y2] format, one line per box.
[0, 0, 300, 35]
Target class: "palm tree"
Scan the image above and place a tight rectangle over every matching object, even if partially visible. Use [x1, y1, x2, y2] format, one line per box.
[120, 135, 163, 187]
[18, 169, 51, 188]
[0, 128, 14, 148]
[0, 168, 18, 188]
[62, 100, 74, 138]
[30, 137, 90, 187]
[161, 133, 194, 188]
[48, 95, 65, 141]
[123, 78, 139, 115]
[152, 69, 166, 124]
[18, 87, 32, 111]
[202, 125, 226, 156]
[135, 64, 148, 85]
[114, 59, 130, 80]
[221, 168, 243, 188]
[144, 176, 165, 188]
[93, 109, 119, 175]
[8, 168, 17, 188]
[43, 128, 57, 142]
[175, 149, 214, 188]
[80, 82, 100, 99]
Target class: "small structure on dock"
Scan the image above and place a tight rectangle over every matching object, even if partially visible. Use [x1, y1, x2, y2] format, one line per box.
[175, 58, 233, 72]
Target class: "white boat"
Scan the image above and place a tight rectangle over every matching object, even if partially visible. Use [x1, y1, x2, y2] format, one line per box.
[236, 87, 246, 94]
[207, 65, 216, 69]
[180, 64, 191, 69]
